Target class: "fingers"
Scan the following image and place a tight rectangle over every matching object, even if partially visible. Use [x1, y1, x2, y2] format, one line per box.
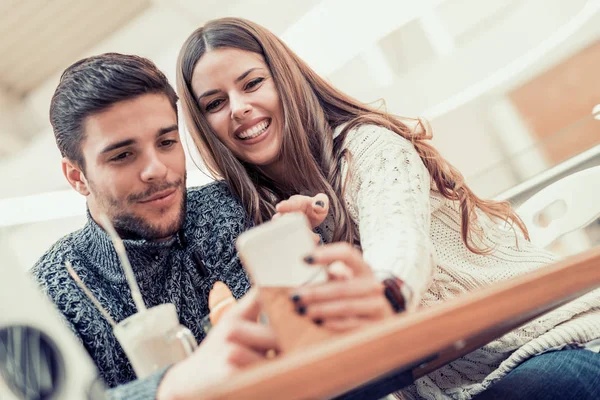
[289, 249, 393, 334]
[327, 261, 353, 280]
[275, 195, 309, 215]
[303, 296, 389, 320]
[223, 319, 280, 353]
[293, 277, 382, 304]
[310, 193, 329, 217]
[275, 193, 329, 214]
[226, 344, 267, 369]
[275, 193, 329, 228]
[227, 288, 261, 321]
[320, 317, 368, 333]
[219, 289, 279, 352]
[308, 243, 372, 277]
[225, 321, 279, 352]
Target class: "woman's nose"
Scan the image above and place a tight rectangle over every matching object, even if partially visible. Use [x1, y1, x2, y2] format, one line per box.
[230, 95, 252, 121]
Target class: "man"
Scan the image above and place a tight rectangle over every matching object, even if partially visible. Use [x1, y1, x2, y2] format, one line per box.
[32, 53, 279, 399]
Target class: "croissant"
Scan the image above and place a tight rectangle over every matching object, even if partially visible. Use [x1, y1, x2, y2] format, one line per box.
[208, 281, 236, 325]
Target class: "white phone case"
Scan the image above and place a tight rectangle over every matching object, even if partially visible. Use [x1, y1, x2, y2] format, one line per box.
[236, 213, 327, 287]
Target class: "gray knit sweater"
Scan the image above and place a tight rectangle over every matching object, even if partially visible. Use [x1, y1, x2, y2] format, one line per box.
[31, 182, 252, 399]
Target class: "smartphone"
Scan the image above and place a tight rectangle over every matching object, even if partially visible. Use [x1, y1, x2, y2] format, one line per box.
[236, 213, 327, 287]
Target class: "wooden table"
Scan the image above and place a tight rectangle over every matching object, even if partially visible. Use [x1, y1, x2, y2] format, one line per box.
[202, 246, 600, 400]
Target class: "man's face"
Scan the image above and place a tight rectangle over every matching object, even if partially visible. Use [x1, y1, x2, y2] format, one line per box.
[71, 93, 187, 240]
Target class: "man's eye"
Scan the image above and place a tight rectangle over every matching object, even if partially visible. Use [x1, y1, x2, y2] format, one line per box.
[206, 99, 224, 112]
[160, 140, 177, 147]
[110, 152, 131, 162]
[245, 78, 264, 91]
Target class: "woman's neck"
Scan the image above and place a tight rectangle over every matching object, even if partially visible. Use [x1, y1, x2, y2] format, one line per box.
[260, 158, 288, 186]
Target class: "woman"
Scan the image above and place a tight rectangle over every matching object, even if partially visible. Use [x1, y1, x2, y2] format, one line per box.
[176, 18, 600, 399]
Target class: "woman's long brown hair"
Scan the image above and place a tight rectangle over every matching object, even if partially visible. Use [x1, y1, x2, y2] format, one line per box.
[176, 17, 528, 253]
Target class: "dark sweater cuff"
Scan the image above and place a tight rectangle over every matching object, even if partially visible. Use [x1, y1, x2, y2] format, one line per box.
[313, 226, 325, 245]
[106, 366, 171, 400]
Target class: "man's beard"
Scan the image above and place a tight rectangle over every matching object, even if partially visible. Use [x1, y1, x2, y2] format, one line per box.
[91, 174, 187, 240]
[112, 193, 187, 240]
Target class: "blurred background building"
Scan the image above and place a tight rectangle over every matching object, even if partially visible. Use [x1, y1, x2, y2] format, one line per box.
[0, 0, 599, 270]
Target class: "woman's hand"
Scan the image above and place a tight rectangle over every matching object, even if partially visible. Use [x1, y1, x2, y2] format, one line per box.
[290, 243, 395, 333]
[274, 193, 329, 229]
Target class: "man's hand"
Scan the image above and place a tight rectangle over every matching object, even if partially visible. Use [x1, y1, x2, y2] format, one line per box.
[157, 289, 278, 400]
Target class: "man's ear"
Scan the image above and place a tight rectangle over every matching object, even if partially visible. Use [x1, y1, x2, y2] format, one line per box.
[62, 158, 90, 196]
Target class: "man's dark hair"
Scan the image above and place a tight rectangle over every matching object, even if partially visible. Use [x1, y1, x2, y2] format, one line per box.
[50, 53, 178, 169]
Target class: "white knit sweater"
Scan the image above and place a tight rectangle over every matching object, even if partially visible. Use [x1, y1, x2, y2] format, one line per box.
[322, 123, 600, 400]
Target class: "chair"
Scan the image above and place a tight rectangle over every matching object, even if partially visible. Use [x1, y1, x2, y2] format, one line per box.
[517, 166, 600, 248]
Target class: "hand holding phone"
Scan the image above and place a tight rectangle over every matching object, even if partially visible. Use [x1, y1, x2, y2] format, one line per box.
[235, 213, 333, 352]
[236, 213, 327, 288]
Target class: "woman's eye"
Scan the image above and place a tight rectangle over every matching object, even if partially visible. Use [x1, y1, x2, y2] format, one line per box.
[245, 77, 264, 91]
[206, 99, 224, 112]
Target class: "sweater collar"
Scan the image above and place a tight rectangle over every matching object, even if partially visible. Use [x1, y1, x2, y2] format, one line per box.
[79, 211, 186, 284]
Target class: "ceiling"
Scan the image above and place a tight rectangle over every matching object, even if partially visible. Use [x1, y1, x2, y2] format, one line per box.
[0, 0, 595, 159]
[0, 0, 150, 98]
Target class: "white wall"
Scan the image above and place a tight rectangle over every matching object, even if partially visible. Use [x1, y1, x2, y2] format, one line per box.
[0, 90, 31, 158]
[1, 0, 599, 269]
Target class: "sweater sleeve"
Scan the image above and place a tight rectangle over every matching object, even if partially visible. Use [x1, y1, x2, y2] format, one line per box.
[345, 124, 436, 308]
[106, 367, 170, 400]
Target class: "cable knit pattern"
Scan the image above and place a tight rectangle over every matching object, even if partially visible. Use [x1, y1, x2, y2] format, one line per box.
[324, 124, 600, 399]
[31, 182, 251, 399]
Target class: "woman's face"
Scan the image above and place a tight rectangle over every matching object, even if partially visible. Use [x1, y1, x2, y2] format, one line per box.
[191, 47, 283, 169]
